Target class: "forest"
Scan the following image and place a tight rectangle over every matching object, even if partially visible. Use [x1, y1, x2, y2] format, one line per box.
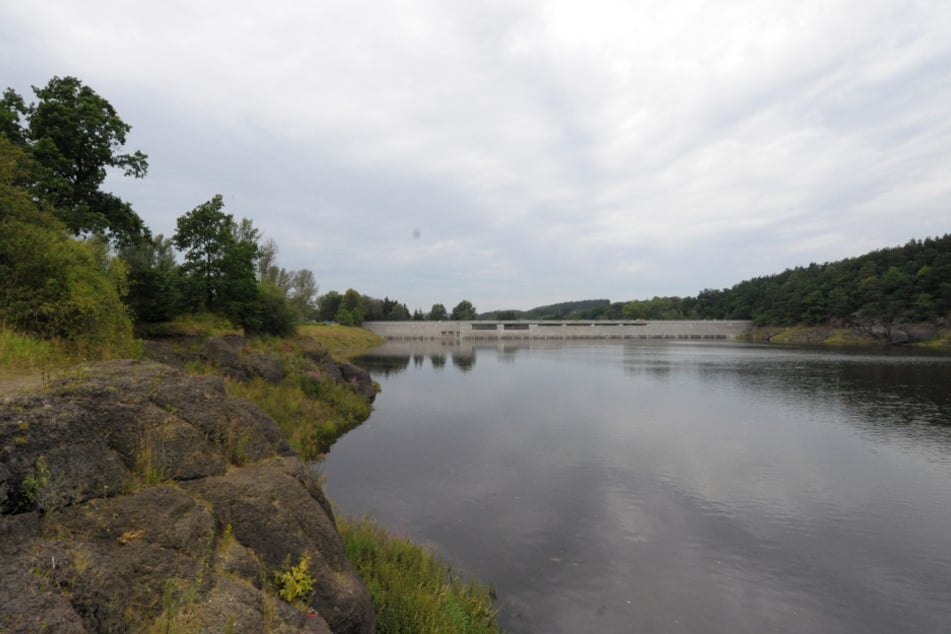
[486, 237, 951, 326]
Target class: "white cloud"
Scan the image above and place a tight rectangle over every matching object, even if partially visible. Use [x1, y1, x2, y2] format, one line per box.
[2, 0, 950, 309]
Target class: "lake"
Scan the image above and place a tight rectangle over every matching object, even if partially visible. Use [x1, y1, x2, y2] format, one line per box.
[323, 340, 951, 633]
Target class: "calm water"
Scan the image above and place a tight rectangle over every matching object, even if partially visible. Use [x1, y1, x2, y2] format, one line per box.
[324, 341, 951, 633]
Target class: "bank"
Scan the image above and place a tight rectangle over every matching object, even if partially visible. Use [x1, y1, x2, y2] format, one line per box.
[0, 323, 501, 633]
[742, 321, 951, 346]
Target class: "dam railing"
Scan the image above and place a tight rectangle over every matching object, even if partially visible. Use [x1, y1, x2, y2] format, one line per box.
[364, 320, 752, 341]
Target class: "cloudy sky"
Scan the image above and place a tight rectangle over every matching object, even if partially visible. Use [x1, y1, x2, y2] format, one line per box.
[2, 1, 950, 312]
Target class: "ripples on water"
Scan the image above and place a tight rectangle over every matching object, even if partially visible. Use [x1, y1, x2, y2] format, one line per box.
[326, 341, 951, 633]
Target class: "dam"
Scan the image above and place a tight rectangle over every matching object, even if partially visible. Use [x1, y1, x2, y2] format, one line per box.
[364, 320, 752, 341]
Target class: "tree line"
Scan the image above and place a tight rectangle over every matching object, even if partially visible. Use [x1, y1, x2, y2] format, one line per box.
[312, 294, 477, 326]
[512, 237, 951, 325]
[0, 76, 326, 344]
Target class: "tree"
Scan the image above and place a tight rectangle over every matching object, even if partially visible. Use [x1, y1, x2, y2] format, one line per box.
[288, 269, 318, 321]
[428, 303, 448, 320]
[172, 195, 260, 327]
[0, 137, 135, 352]
[317, 291, 342, 322]
[340, 288, 365, 325]
[450, 300, 477, 320]
[120, 233, 181, 323]
[1, 76, 149, 245]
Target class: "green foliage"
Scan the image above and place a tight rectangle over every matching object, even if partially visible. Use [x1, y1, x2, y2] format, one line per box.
[450, 300, 477, 321]
[0, 326, 67, 371]
[172, 195, 265, 331]
[223, 330, 376, 459]
[0, 138, 136, 356]
[339, 516, 500, 634]
[120, 234, 182, 322]
[249, 281, 299, 337]
[274, 554, 316, 605]
[692, 235, 951, 325]
[317, 290, 342, 322]
[1, 76, 149, 245]
[428, 303, 448, 320]
[335, 307, 356, 327]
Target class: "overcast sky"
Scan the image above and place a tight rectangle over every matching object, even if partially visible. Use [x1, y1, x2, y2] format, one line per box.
[2, 1, 950, 312]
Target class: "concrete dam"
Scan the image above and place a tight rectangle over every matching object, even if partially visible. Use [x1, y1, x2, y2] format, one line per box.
[365, 320, 752, 341]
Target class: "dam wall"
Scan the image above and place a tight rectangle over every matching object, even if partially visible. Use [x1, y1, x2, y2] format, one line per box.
[365, 320, 752, 341]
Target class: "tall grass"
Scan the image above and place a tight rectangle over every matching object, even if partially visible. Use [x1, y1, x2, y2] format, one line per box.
[338, 516, 501, 634]
[0, 326, 67, 371]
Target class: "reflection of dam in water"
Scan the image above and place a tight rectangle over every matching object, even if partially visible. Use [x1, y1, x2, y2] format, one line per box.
[365, 320, 751, 341]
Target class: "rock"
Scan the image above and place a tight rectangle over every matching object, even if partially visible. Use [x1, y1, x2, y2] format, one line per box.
[244, 351, 284, 383]
[338, 361, 377, 401]
[0, 360, 374, 633]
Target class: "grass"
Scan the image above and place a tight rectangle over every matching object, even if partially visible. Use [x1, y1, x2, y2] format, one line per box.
[0, 324, 141, 388]
[297, 323, 384, 359]
[0, 326, 71, 371]
[913, 331, 951, 348]
[225, 376, 371, 460]
[338, 516, 501, 634]
[137, 312, 243, 339]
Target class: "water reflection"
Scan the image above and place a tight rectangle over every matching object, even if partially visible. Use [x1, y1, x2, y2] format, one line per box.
[336, 341, 951, 634]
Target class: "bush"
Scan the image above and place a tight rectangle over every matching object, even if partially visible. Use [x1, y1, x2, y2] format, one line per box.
[1, 138, 136, 356]
[246, 282, 298, 337]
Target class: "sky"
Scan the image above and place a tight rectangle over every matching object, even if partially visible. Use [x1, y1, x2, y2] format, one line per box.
[2, 1, 950, 312]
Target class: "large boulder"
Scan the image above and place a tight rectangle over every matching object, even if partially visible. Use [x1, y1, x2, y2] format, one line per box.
[0, 360, 374, 633]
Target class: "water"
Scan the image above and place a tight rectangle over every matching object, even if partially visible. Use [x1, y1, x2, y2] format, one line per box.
[324, 341, 951, 633]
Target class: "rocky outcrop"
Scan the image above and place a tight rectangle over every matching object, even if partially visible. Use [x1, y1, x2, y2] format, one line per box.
[0, 360, 374, 633]
[142, 335, 377, 401]
[747, 321, 949, 346]
[855, 321, 943, 344]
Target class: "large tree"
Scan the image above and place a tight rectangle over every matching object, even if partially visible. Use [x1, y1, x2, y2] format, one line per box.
[0, 76, 149, 245]
[450, 300, 477, 321]
[172, 195, 259, 324]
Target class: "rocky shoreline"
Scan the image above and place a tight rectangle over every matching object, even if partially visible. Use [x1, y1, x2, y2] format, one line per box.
[744, 321, 950, 346]
[1, 358, 376, 633]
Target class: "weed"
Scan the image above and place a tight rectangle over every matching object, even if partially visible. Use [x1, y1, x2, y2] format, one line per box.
[274, 554, 317, 606]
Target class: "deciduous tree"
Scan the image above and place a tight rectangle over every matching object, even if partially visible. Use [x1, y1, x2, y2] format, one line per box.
[1, 76, 149, 245]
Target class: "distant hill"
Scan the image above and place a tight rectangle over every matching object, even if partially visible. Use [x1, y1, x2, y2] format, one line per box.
[482, 235, 951, 326]
[480, 299, 611, 320]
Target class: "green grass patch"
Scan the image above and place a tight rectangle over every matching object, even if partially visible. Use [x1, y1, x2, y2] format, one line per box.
[225, 375, 371, 460]
[913, 331, 951, 348]
[338, 516, 501, 634]
[0, 326, 69, 371]
[0, 325, 141, 384]
[824, 329, 880, 345]
[138, 312, 243, 338]
[297, 324, 383, 359]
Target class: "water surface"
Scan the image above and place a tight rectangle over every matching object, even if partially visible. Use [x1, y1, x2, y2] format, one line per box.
[325, 341, 951, 633]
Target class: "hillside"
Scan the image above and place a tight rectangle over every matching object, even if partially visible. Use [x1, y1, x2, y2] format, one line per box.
[485, 235, 951, 329]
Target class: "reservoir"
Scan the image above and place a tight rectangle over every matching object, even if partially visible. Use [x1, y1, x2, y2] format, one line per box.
[324, 340, 951, 633]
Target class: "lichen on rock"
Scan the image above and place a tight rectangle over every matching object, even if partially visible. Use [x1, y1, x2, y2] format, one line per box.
[0, 359, 374, 633]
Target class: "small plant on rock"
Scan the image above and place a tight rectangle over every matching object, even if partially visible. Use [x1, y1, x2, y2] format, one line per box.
[274, 554, 316, 606]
